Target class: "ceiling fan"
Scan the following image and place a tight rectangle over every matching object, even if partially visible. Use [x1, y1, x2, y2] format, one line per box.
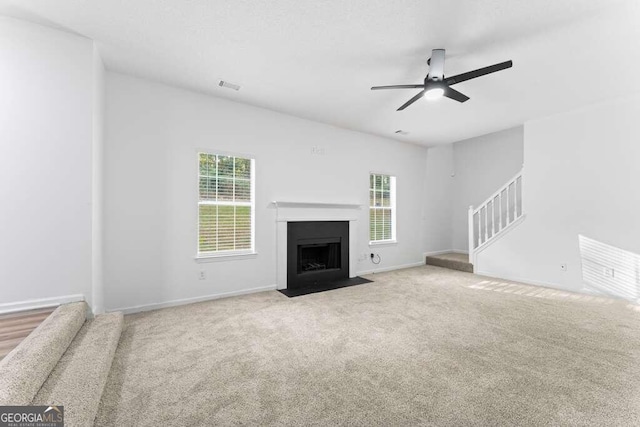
[371, 49, 513, 111]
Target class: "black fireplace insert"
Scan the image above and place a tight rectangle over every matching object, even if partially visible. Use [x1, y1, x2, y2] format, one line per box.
[287, 221, 349, 290]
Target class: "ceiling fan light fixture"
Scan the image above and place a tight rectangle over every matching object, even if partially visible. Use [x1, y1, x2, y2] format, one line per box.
[372, 48, 512, 110]
[424, 87, 445, 101]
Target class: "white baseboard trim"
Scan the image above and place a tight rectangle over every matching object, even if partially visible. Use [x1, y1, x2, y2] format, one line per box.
[423, 250, 453, 257]
[474, 270, 640, 304]
[0, 294, 85, 315]
[357, 261, 425, 276]
[450, 249, 469, 255]
[474, 270, 577, 294]
[112, 285, 278, 315]
[423, 249, 469, 258]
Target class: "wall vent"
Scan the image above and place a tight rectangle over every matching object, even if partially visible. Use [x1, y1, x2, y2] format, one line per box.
[218, 80, 241, 91]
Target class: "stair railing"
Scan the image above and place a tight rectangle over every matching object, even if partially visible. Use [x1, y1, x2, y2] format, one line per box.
[468, 168, 524, 263]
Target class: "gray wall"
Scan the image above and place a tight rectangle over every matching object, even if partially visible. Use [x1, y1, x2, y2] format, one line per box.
[423, 145, 454, 253]
[451, 127, 524, 252]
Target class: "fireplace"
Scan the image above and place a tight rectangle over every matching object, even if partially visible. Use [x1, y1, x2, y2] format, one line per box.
[287, 221, 349, 289]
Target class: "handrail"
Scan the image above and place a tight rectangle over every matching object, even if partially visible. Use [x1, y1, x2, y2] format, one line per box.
[468, 168, 524, 264]
[472, 169, 523, 216]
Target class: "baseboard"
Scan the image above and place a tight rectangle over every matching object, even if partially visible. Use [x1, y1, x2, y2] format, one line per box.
[474, 269, 640, 304]
[474, 270, 577, 294]
[112, 285, 278, 315]
[357, 261, 425, 276]
[423, 249, 469, 258]
[0, 294, 85, 315]
[423, 250, 454, 257]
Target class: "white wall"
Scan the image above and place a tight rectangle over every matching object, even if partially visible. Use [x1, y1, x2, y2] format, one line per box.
[104, 72, 433, 312]
[422, 145, 454, 254]
[451, 127, 524, 252]
[0, 17, 96, 310]
[477, 93, 640, 299]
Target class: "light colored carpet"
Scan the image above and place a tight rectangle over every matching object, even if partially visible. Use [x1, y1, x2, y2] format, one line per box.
[0, 302, 87, 405]
[96, 266, 640, 426]
[33, 312, 123, 427]
[425, 253, 473, 273]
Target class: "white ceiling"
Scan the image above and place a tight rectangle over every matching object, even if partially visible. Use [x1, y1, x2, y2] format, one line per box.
[2, 0, 640, 146]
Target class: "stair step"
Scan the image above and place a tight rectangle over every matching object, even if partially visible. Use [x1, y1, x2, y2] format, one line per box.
[33, 312, 124, 427]
[0, 302, 87, 405]
[426, 252, 474, 273]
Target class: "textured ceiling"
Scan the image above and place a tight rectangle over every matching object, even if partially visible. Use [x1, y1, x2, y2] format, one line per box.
[2, 0, 640, 145]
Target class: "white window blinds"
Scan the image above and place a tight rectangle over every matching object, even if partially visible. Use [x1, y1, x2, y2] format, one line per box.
[369, 173, 396, 243]
[198, 153, 254, 255]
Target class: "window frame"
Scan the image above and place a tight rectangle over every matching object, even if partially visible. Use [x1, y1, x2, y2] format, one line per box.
[369, 172, 397, 246]
[196, 151, 256, 260]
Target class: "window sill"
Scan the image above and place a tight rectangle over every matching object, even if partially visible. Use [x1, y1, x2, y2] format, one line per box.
[369, 240, 397, 247]
[195, 251, 258, 263]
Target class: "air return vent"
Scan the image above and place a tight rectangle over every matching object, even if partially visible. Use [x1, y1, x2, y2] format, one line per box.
[218, 80, 241, 91]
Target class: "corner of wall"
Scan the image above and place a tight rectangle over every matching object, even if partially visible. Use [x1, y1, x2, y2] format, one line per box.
[91, 44, 105, 315]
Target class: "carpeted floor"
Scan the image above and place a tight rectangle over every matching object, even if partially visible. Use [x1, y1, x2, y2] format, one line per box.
[95, 266, 640, 426]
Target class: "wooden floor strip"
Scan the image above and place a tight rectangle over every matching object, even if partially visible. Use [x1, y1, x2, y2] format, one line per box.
[0, 307, 56, 361]
[0, 315, 49, 333]
[0, 307, 57, 320]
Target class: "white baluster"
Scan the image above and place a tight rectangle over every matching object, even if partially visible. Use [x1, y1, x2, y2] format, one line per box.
[517, 175, 522, 218]
[491, 197, 496, 236]
[475, 211, 479, 247]
[513, 178, 518, 221]
[506, 183, 511, 224]
[484, 205, 489, 242]
[468, 205, 475, 256]
[498, 191, 503, 231]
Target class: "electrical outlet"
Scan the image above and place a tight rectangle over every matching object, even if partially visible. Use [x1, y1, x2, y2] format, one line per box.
[603, 267, 615, 278]
[198, 270, 206, 280]
[560, 263, 567, 272]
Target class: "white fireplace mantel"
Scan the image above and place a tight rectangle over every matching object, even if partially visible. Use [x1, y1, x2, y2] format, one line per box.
[272, 201, 362, 210]
[273, 201, 362, 289]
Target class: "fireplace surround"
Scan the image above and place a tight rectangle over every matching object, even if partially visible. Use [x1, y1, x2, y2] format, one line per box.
[273, 201, 361, 290]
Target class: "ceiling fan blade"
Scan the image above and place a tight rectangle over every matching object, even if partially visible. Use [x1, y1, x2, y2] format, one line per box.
[444, 87, 470, 103]
[445, 60, 513, 86]
[371, 84, 424, 90]
[397, 91, 425, 111]
[427, 49, 446, 81]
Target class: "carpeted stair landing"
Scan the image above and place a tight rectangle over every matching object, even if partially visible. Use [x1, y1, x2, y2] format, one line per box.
[425, 252, 473, 273]
[0, 302, 123, 427]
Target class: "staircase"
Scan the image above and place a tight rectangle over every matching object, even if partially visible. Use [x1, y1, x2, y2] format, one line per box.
[426, 169, 525, 275]
[468, 169, 524, 265]
[426, 252, 474, 273]
[0, 302, 123, 426]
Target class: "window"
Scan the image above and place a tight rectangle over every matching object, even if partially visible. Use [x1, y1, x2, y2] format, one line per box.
[369, 173, 396, 243]
[198, 153, 254, 256]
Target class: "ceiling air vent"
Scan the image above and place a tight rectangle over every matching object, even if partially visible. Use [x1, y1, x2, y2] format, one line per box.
[218, 80, 241, 91]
